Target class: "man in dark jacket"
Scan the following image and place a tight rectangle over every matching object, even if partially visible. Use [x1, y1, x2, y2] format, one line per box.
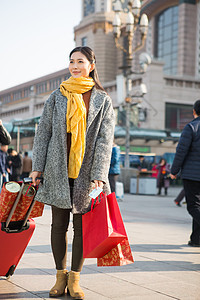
[170, 100, 200, 247]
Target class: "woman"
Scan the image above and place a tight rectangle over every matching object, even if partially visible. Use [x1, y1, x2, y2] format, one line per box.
[30, 46, 115, 299]
[7, 149, 23, 181]
[156, 158, 170, 195]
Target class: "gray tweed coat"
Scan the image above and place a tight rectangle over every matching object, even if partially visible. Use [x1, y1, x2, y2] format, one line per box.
[32, 87, 115, 213]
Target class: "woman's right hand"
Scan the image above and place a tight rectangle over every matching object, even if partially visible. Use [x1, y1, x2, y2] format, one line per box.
[29, 171, 41, 186]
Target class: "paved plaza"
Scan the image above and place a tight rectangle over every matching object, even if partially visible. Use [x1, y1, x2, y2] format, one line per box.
[0, 186, 200, 300]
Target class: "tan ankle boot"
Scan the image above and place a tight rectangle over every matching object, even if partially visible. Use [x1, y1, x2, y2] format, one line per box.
[68, 271, 85, 299]
[49, 269, 68, 298]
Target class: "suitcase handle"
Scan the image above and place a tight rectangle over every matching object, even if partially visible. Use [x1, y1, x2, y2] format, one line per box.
[2, 220, 30, 233]
[5, 177, 42, 228]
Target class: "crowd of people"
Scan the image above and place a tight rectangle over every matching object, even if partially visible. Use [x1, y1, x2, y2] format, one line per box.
[0, 146, 32, 189]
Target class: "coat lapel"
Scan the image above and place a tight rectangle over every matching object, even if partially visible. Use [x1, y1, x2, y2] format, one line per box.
[86, 87, 104, 133]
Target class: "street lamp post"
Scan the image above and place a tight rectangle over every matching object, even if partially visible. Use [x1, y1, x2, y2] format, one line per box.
[113, 0, 148, 168]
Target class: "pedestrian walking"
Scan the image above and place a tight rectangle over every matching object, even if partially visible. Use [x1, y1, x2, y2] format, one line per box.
[6, 148, 13, 181]
[0, 119, 11, 146]
[21, 152, 32, 179]
[0, 145, 10, 189]
[156, 158, 170, 195]
[174, 188, 185, 207]
[108, 142, 121, 193]
[8, 149, 23, 181]
[170, 99, 200, 247]
[30, 46, 115, 299]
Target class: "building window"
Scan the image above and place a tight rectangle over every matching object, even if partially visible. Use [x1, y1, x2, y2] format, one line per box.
[165, 103, 193, 131]
[101, 0, 104, 11]
[36, 82, 47, 95]
[196, 2, 200, 77]
[24, 88, 30, 98]
[13, 91, 22, 101]
[81, 37, 87, 46]
[0, 106, 29, 118]
[35, 102, 44, 110]
[83, 0, 95, 17]
[50, 78, 62, 91]
[155, 6, 178, 75]
[2, 94, 11, 104]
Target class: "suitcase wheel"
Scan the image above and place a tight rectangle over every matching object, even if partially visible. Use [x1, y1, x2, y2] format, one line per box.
[6, 265, 16, 278]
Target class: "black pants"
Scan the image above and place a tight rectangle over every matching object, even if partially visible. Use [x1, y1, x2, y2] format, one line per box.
[183, 179, 200, 244]
[174, 188, 185, 204]
[108, 174, 118, 193]
[51, 179, 84, 271]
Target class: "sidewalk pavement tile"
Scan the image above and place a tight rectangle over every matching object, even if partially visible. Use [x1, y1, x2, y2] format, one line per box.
[0, 278, 41, 299]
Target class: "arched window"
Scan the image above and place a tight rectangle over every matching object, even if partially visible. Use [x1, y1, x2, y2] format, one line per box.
[155, 6, 178, 75]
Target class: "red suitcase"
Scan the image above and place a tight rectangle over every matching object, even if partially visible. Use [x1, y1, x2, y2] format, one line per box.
[0, 178, 39, 277]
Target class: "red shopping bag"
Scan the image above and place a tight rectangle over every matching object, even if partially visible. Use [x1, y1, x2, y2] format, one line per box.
[82, 192, 127, 258]
[97, 238, 134, 267]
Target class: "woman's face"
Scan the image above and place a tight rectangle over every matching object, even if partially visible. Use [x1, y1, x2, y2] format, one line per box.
[161, 159, 165, 166]
[69, 51, 94, 78]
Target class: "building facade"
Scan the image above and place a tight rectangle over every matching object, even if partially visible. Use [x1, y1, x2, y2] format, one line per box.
[0, 69, 70, 151]
[0, 69, 70, 122]
[75, 0, 200, 155]
[0, 0, 200, 156]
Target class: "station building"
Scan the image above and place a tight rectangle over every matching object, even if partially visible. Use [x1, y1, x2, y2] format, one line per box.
[0, 0, 200, 156]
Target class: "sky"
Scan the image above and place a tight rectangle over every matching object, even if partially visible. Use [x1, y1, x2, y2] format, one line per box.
[0, 0, 82, 91]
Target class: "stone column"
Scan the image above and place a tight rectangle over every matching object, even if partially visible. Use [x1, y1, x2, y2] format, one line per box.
[177, 1, 197, 76]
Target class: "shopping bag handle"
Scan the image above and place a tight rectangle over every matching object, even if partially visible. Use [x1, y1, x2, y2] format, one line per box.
[91, 192, 104, 211]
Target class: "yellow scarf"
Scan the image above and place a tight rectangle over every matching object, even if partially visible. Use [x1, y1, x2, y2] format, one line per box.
[60, 76, 95, 179]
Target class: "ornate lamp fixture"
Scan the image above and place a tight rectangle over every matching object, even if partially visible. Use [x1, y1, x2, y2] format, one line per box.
[112, 0, 149, 168]
[113, 0, 148, 69]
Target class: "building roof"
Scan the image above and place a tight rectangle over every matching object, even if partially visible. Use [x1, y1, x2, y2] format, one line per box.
[0, 68, 69, 95]
[114, 125, 181, 142]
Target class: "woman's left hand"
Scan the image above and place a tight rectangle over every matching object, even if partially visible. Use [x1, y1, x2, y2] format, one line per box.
[94, 180, 104, 189]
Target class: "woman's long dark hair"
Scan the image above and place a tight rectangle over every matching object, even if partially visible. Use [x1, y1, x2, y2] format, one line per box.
[69, 46, 105, 91]
[160, 158, 166, 165]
